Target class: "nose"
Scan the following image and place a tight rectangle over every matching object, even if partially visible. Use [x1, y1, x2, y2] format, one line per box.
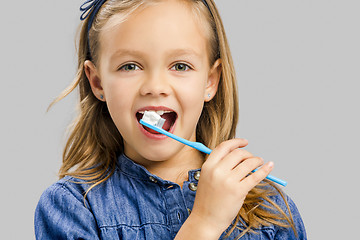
[139, 71, 172, 97]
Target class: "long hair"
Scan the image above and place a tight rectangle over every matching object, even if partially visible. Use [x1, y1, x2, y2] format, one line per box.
[50, 0, 296, 238]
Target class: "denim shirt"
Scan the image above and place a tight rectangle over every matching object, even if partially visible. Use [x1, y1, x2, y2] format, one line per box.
[35, 154, 306, 239]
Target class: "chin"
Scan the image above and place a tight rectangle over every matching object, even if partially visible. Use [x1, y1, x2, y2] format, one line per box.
[133, 144, 183, 163]
[141, 150, 176, 162]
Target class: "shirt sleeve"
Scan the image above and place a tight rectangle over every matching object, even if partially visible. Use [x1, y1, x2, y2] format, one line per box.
[34, 183, 100, 240]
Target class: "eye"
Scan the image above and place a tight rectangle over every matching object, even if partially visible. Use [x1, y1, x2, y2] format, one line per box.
[171, 63, 192, 72]
[119, 63, 140, 71]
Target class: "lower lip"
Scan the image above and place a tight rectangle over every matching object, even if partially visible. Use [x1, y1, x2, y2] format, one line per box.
[138, 119, 177, 140]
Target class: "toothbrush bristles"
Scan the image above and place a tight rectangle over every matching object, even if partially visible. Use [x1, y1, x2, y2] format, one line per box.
[142, 111, 165, 128]
[155, 118, 165, 128]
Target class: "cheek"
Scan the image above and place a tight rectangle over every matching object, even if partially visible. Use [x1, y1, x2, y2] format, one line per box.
[183, 89, 205, 108]
[179, 75, 206, 100]
[176, 78, 207, 116]
[103, 80, 135, 123]
[104, 75, 137, 103]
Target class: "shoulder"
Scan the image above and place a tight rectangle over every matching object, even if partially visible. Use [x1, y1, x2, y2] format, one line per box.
[35, 176, 93, 223]
[34, 176, 101, 239]
[37, 176, 89, 205]
[266, 185, 297, 212]
[265, 185, 307, 239]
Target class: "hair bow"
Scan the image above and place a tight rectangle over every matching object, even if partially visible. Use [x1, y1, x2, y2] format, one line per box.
[80, 0, 107, 21]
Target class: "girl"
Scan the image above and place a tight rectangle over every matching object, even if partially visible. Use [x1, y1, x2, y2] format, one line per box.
[35, 0, 306, 239]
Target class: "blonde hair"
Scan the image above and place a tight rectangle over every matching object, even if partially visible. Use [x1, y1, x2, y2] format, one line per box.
[50, 0, 296, 238]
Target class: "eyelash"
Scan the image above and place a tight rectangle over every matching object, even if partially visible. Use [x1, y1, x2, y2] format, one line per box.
[170, 63, 193, 72]
[118, 63, 141, 72]
[117, 62, 193, 72]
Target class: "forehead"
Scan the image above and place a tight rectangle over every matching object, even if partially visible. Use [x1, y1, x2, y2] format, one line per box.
[99, 0, 210, 62]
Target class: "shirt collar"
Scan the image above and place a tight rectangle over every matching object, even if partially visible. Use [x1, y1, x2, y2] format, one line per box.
[116, 154, 201, 185]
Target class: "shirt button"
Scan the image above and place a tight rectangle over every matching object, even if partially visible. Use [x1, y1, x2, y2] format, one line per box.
[188, 182, 197, 191]
[149, 176, 157, 183]
[194, 171, 201, 181]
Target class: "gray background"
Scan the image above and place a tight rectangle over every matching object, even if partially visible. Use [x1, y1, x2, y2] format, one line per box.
[1, 0, 359, 239]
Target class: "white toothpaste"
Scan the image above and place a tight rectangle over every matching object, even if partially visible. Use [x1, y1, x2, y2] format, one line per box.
[142, 111, 166, 128]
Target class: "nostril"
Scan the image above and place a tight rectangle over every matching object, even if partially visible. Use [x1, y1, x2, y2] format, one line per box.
[139, 77, 172, 96]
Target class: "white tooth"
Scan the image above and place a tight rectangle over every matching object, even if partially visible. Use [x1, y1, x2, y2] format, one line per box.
[156, 110, 165, 116]
[139, 110, 173, 116]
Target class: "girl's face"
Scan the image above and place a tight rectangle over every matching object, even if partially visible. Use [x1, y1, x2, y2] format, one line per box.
[86, 0, 220, 165]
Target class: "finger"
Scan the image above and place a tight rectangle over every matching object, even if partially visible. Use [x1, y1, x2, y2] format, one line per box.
[240, 162, 274, 191]
[217, 148, 254, 171]
[206, 138, 249, 165]
[232, 157, 264, 181]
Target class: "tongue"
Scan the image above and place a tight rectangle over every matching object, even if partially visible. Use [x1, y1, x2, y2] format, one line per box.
[161, 112, 175, 131]
[144, 126, 161, 134]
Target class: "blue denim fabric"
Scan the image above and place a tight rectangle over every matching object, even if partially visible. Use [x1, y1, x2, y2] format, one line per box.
[35, 154, 306, 239]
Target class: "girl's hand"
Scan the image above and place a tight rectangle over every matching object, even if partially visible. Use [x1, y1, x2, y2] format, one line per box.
[190, 138, 274, 238]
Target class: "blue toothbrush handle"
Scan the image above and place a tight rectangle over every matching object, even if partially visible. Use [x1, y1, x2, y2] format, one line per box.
[263, 174, 287, 186]
[185, 142, 212, 155]
[140, 120, 213, 154]
[140, 119, 287, 186]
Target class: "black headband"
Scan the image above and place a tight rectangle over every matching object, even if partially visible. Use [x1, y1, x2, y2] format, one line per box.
[80, 0, 212, 60]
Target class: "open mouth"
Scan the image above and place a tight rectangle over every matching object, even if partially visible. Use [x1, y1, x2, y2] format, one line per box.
[136, 110, 178, 134]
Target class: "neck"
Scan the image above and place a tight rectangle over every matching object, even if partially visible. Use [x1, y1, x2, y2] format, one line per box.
[141, 147, 204, 187]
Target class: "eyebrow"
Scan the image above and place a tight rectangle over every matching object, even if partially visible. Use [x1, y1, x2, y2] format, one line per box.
[109, 48, 202, 61]
[109, 49, 144, 61]
[166, 48, 202, 59]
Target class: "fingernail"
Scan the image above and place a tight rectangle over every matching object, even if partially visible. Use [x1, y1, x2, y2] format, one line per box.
[268, 161, 274, 169]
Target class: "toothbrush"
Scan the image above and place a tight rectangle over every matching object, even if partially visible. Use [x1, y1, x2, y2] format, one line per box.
[140, 111, 287, 187]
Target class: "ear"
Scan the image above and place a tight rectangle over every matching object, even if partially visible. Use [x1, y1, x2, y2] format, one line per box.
[84, 60, 106, 101]
[205, 59, 221, 102]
